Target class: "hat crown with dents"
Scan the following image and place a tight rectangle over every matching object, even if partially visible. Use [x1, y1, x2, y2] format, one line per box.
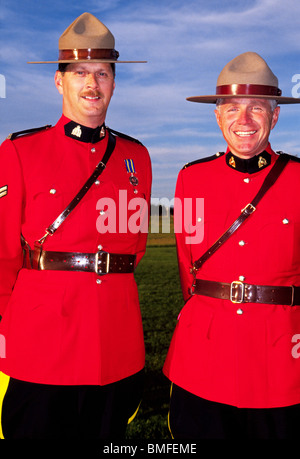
[217, 51, 278, 87]
[28, 12, 146, 64]
[59, 12, 115, 50]
[187, 51, 300, 105]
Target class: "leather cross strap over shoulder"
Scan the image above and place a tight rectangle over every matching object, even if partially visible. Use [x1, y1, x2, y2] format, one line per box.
[188, 153, 300, 305]
[191, 153, 290, 272]
[21, 130, 136, 275]
[40, 130, 116, 242]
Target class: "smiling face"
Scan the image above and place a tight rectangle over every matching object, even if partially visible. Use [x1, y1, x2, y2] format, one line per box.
[214, 98, 280, 159]
[54, 62, 116, 128]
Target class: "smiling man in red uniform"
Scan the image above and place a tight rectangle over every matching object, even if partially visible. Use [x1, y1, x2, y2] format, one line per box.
[163, 52, 300, 439]
[0, 13, 151, 439]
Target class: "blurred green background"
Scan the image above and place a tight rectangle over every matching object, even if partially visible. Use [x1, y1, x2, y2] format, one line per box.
[126, 216, 183, 440]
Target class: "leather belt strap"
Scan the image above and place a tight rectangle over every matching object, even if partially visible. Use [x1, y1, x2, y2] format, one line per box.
[192, 279, 300, 306]
[25, 248, 136, 274]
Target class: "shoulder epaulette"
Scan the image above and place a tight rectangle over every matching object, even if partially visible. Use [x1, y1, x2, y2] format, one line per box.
[276, 151, 300, 163]
[183, 152, 225, 169]
[107, 127, 143, 146]
[6, 125, 52, 141]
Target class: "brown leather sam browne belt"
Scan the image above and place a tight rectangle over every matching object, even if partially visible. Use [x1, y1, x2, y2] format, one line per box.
[21, 131, 136, 275]
[191, 279, 300, 306]
[24, 247, 136, 275]
[188, 155, 300, 306]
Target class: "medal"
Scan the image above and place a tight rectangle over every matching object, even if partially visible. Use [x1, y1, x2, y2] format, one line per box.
[125, 159, 139, 187]
[129, 174, 139, 186]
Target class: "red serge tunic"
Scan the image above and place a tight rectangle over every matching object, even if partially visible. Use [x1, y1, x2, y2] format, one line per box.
[0, 116, 152, 386]
[163, 145, 300, 408]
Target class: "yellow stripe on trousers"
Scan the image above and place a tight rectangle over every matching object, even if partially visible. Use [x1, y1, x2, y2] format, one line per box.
[167, 383, 174, 439]
[128, 400, 141, 425]
[0, 372, 10, 439]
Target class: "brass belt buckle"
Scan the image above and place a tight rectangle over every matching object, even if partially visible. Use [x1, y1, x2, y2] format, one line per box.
[230, 281, 245, 304]
[95, 251, 110, 275]
[241, 203, 256, 215]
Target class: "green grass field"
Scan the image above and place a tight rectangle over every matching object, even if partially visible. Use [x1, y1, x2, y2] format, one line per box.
[125, 218, 183, 440]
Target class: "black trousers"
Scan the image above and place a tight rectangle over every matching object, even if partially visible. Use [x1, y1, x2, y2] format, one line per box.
[169, 384, 300, 439]
[1, 370, 144, 439]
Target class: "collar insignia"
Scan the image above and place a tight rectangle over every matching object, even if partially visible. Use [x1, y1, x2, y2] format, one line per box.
[258, 156, 267, 168]
[100, 126, 105, 138]
[226, 151, 271, 174]
[65, 121, 106, 143]
[229, 156, 236, 168]
[71, 125, 82, 138]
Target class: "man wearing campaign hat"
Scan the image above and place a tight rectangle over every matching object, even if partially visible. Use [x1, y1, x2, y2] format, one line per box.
[163, 52, 300, 439]
[0, 13, 151, 439]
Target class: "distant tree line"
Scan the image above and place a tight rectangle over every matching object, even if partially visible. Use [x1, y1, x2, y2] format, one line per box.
[150, 204, 174, 216]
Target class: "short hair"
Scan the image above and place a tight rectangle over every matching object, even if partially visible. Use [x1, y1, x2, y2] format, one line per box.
[216, 98, 278, 111]
[58, 62, 116, 78]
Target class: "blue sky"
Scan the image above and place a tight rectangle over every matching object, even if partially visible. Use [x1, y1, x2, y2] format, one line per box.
[1, 0, 300, 199]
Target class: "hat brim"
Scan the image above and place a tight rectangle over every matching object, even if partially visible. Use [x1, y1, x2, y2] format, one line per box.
[187, 94, 300, 105]
[27, 59, 147, 64]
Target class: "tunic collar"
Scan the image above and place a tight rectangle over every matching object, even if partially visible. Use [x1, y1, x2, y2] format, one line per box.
[64, 119, 106, 143]
[225, 149, 272, 174]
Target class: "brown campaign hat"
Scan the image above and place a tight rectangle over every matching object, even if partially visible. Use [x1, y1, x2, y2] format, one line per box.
[28, 12, 146, 64]
[187, 52, 300, 105]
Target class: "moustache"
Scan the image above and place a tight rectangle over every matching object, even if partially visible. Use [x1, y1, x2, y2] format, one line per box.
[81, 91, 103, 99]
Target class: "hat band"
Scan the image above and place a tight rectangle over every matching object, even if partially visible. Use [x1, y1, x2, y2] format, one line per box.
[58, 48, 120, 61]
[216, 84, 282, 97]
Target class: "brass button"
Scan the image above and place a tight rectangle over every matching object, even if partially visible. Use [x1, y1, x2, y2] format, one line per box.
[236, 308, 244, 315]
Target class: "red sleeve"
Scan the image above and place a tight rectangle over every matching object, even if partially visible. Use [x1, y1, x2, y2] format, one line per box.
[0, 139, 24, 317]
[174, 170, 194, 302]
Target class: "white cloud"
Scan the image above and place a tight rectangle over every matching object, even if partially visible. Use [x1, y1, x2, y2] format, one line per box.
[1, 0, 300, 198]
